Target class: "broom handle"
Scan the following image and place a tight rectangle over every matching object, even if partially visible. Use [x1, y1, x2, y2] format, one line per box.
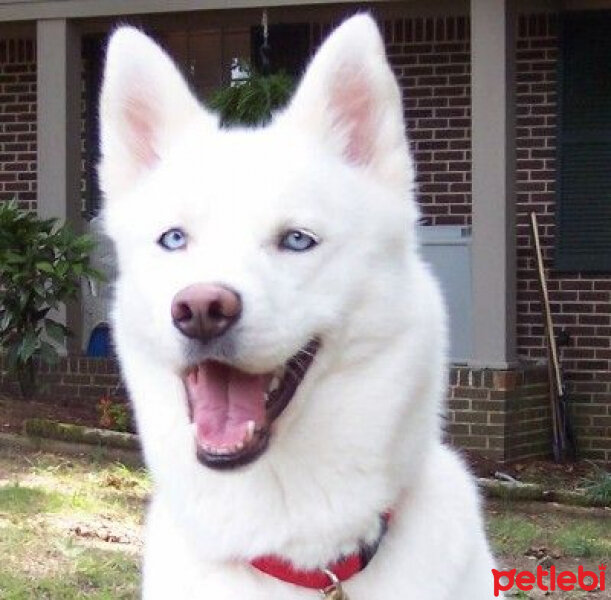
[530, 212, 563, 394]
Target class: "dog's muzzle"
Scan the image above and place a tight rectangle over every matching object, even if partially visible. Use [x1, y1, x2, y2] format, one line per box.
[183, 339, 320, 470]
[172, 283, 320, 470]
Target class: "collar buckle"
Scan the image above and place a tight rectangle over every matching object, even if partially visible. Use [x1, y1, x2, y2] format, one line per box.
[320, 569, 350, 600]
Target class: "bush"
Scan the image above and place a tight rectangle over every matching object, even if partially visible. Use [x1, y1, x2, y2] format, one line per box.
[0, 201, 102, 398]
[98, 395, 133, 433]
[208, 64, 294, 127]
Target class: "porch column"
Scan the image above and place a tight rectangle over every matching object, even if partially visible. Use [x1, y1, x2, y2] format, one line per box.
[37, 19, 82, 349]
[470, 0, 517, 368]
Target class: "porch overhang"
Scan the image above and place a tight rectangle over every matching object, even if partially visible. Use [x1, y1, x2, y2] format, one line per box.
[4, 0, 380, 22]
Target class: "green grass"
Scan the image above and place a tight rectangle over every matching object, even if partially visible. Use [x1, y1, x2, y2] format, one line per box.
[0, 445, 150, 598]
[487, 514, 541, 555]
[487, 508, 611, 559]
[555, 523, 610, 558]
[582, 465, 611, 505]
[0, 484, 66, 514]
[0, 545, 140, 600]
[1, 443, 609, 597]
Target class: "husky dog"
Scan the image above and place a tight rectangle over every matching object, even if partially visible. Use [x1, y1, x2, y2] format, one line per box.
[99, 14, 499, 599]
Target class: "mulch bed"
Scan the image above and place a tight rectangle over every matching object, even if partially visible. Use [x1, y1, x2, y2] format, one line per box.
[0, 393, 102, 435]
[464, 449, 601, 492]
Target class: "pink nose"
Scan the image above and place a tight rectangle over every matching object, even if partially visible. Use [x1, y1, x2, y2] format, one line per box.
[171, 284, 242, 341]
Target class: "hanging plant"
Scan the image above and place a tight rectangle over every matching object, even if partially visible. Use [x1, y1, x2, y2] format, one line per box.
[208, 63, 295, 127]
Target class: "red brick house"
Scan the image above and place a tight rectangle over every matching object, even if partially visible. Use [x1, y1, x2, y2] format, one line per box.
[0, 0, 610, 464]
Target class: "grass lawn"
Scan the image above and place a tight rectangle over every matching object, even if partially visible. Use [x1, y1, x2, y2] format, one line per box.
[0, 443, 608, 599]
[0, 444, 149, 599]
[487, 502, 611, 559]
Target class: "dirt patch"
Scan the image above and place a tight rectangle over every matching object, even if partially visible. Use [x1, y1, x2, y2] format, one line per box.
[60, 515, 142, 550]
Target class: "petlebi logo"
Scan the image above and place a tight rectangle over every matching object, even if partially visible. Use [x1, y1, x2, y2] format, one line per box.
[492, 563, 606, 597]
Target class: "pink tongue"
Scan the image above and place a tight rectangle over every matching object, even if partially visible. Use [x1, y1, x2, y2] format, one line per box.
[186, 363, 267, 449]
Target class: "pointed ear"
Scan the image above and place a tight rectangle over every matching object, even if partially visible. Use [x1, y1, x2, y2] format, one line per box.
[282, 15, 413, 193]
[99, 27, 216, 199]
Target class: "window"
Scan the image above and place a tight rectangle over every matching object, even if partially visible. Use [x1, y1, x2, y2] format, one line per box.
[83, 35, 105, 219]
[557, 11, 611, 271]
[250, 23, 310, 77]
[82, 25, 311, 217]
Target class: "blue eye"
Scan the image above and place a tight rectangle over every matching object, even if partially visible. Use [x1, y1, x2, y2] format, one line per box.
[159, 228, 187, 251]
[279, 229, 319, 252]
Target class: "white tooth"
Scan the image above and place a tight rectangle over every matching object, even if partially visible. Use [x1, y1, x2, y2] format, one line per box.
[269, 376, 280, 392]
[245, 420, 256, 442]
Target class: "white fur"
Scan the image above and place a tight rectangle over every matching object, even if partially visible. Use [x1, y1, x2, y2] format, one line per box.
[99, 15, 500, 599]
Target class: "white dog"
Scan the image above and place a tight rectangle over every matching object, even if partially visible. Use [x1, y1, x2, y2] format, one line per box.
[99, 15, 499, 599]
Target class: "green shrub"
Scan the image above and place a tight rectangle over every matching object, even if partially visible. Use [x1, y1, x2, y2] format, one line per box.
[98, 396, 133, 433]
[0, 201, 102, 397]
[208, 64, 294, 127]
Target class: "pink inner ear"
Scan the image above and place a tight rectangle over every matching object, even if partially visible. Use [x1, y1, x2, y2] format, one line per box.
[329, 68, 375, 165]
[124, 96, 159, 169]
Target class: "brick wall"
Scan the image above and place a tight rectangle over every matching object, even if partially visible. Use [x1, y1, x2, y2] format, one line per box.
[2, 354, 553, 464]
[311, 16, 472, 226]
[0, 355, 125, 405]
[447, 365, 551, 462]
[383, 16, 472, 226]
[377, 11, 610, 463]
[515, 14, 561, 361]
[0, 39, 36, 211]
[515, 13, 611, 463]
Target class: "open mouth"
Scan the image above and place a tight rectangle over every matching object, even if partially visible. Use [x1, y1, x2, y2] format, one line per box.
[183, 339, 320, 469]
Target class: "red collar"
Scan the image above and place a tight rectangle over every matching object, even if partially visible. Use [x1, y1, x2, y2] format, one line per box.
[250, 512, 391, 589]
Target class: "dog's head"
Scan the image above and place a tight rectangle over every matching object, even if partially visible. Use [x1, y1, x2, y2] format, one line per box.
[100, 15, 422, 472]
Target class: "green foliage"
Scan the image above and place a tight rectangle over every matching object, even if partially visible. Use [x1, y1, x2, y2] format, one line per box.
[0, 201, 103, 397]
[98, 396, 133, 433]
[582, 463, 611, 504]
[208, 64, 295, 127]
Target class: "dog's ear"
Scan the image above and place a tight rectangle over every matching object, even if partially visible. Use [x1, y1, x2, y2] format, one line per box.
[99, 27, 216, 199]
[283, 15, 413, 193]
